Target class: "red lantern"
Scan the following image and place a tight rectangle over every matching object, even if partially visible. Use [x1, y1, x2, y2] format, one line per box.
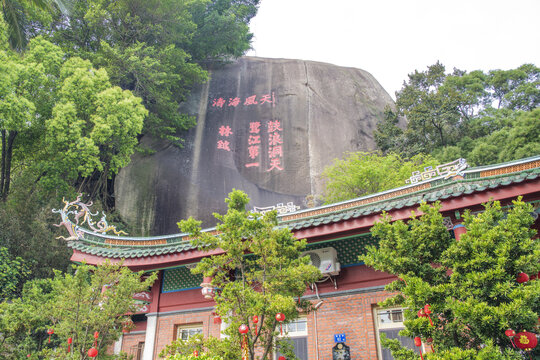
[278, 357, 286, 360]
[239, 324, 249, 334]
[88, 347, 98, 358]
[424, 304, 434, 326]
[517, 272, 530, 283]
[252, 315, 259, 336]
[47, 328, 54, 343]
[414, 337, 424, 360]
[276, 313, 285, 335]
[514, 331, 538, 351]
[505, 329, 516, 348]
[67, 337, 73, 353]
[417, 309, 427, 318]
[425, 337, 434, 353]
[93, 331, 99, 347]
[239, 324, 249, 360]
[123, 319, 134, 333]
[193, 350, 199, 357]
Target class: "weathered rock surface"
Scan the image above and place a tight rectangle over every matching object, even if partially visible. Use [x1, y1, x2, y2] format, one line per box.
[115, 57, 394, 235]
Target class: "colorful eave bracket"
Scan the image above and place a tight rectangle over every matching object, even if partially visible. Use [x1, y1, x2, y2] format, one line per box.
[59, 155, 540, 269]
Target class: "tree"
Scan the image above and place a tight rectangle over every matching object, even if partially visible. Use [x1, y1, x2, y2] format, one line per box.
[42, 0, 259, 145]
[360, 199, 540, 359]
[321, 151, 439, 204]
[178, 190, 321, 360]
[0, 262, 157, 360]
[376, 62, 539, 163]
[1, 0, 67, 50]
[0, 246, 29, 300]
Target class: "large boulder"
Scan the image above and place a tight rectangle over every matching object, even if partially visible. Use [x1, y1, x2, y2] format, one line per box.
[115, 57, 394, 235]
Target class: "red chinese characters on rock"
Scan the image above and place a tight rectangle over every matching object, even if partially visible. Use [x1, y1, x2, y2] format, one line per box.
[246, 121, 261, 168]
[211, 92, 276, 109]
[217, 125, 233, 152]
[267, 120, 283, 172]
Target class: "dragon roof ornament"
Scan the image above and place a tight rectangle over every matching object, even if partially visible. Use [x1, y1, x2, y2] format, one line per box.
[52, 194, 127, 241]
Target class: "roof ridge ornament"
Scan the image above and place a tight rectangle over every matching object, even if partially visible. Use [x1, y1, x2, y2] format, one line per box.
[406, 158, 468, 185]
[52, 193, 127, 241]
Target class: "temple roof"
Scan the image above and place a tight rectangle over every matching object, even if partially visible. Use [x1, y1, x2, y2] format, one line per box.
[64, 156, 540, 262]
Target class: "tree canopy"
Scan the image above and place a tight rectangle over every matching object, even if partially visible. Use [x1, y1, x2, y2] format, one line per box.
[361, 199, 540, 359]
[321, 151, 439, 204]
[178, 190, 321, 360]
[0, 262, 157, 360]
[375, 62, 540, 166]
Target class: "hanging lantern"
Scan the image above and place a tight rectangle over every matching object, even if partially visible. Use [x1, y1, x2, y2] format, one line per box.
[193, 350, 199, 357]
[505, 329, 516, 348]
[417, 309, 427, 318]
[278, 357, 286, 360]
[425, 337, 434, 353]
[88, 347, 98, 358]
[414, 337, 424, 360]
[200, 276, 216, 299]
[514, 331, 538, 351]
[276, 313, 285, 335]
[47, 329, 54, 343]
[93, 331, 99, 347]
[122, 319, 134, 333]
[239, 324, 249, 360]
[67, 337, 72, 353]
[517, 272, 530, 283]
[252, 315, 259, 336]
[424, 304, 434, 326]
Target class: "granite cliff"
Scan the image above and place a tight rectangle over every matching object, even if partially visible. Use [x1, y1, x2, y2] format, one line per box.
[115, 57, 394, 235]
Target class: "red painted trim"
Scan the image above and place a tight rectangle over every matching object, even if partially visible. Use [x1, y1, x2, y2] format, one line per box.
[293, 179, 540, 241]
[70, 179, 540, 268]
[70, 247, 226, 270]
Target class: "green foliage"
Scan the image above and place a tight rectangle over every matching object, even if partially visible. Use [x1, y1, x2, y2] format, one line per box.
[160, 334, 239, 360]
[178, 189, 321, 360]
[0, 262, 157, 359]
[321, 151, 439, 203]
[0, 246, 29, 300]
[42, 0, 258, 145]
[376, 62, 540, 165]
[361, 198, 540, 359]
[166, 353, 224, 360]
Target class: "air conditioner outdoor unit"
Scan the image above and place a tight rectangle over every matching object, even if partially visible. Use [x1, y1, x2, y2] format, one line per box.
[303, 247, 341, 276]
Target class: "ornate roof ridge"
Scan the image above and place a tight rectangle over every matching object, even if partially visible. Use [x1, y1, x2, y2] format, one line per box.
[60, 155, 540, 258]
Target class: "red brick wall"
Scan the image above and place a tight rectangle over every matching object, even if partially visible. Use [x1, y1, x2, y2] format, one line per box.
[153, 310, 222, 359]
[141, 289, 391, 360]
[306, 290, 393, 360]
[121, 332, 146, 358]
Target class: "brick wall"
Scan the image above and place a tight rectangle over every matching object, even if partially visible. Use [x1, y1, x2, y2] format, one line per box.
[141, 289, 391, 360]
[306, 290, 392, 360]
[121, 332, 146, 358]
[153, 309, 221, 359]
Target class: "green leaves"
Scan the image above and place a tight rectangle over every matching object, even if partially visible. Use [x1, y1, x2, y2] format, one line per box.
[322, 151, 439, 204]
[375, 62, 540, 166]
[362, 198, 540, 359]
[178, 190, 320, 360]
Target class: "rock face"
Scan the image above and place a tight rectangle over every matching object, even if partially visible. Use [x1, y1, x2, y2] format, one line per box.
[115, 57, 394, 235]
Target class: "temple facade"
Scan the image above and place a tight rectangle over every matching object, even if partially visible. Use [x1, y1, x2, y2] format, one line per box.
[59, 156, 540, 360]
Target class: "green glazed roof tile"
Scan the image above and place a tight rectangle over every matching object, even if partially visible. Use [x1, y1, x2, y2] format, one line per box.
[66, 156, 540, 260]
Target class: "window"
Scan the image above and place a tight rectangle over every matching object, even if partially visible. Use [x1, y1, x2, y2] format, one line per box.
[132, 342, 144, 360]
[276, 318, 308, 360]
[374, 308, 420, 360]
[175, 323, 203, 341]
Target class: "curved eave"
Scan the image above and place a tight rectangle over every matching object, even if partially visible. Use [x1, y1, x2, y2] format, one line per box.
[293, 177, 540, 241]
[70, 247, 225, 271]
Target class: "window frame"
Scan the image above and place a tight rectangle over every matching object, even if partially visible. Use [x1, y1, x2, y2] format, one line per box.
[174, 323, 204, 341]
[373, 307, 421, 360]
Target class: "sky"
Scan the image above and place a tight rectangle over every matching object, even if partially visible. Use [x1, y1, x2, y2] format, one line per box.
[246, 0, 540, 99]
